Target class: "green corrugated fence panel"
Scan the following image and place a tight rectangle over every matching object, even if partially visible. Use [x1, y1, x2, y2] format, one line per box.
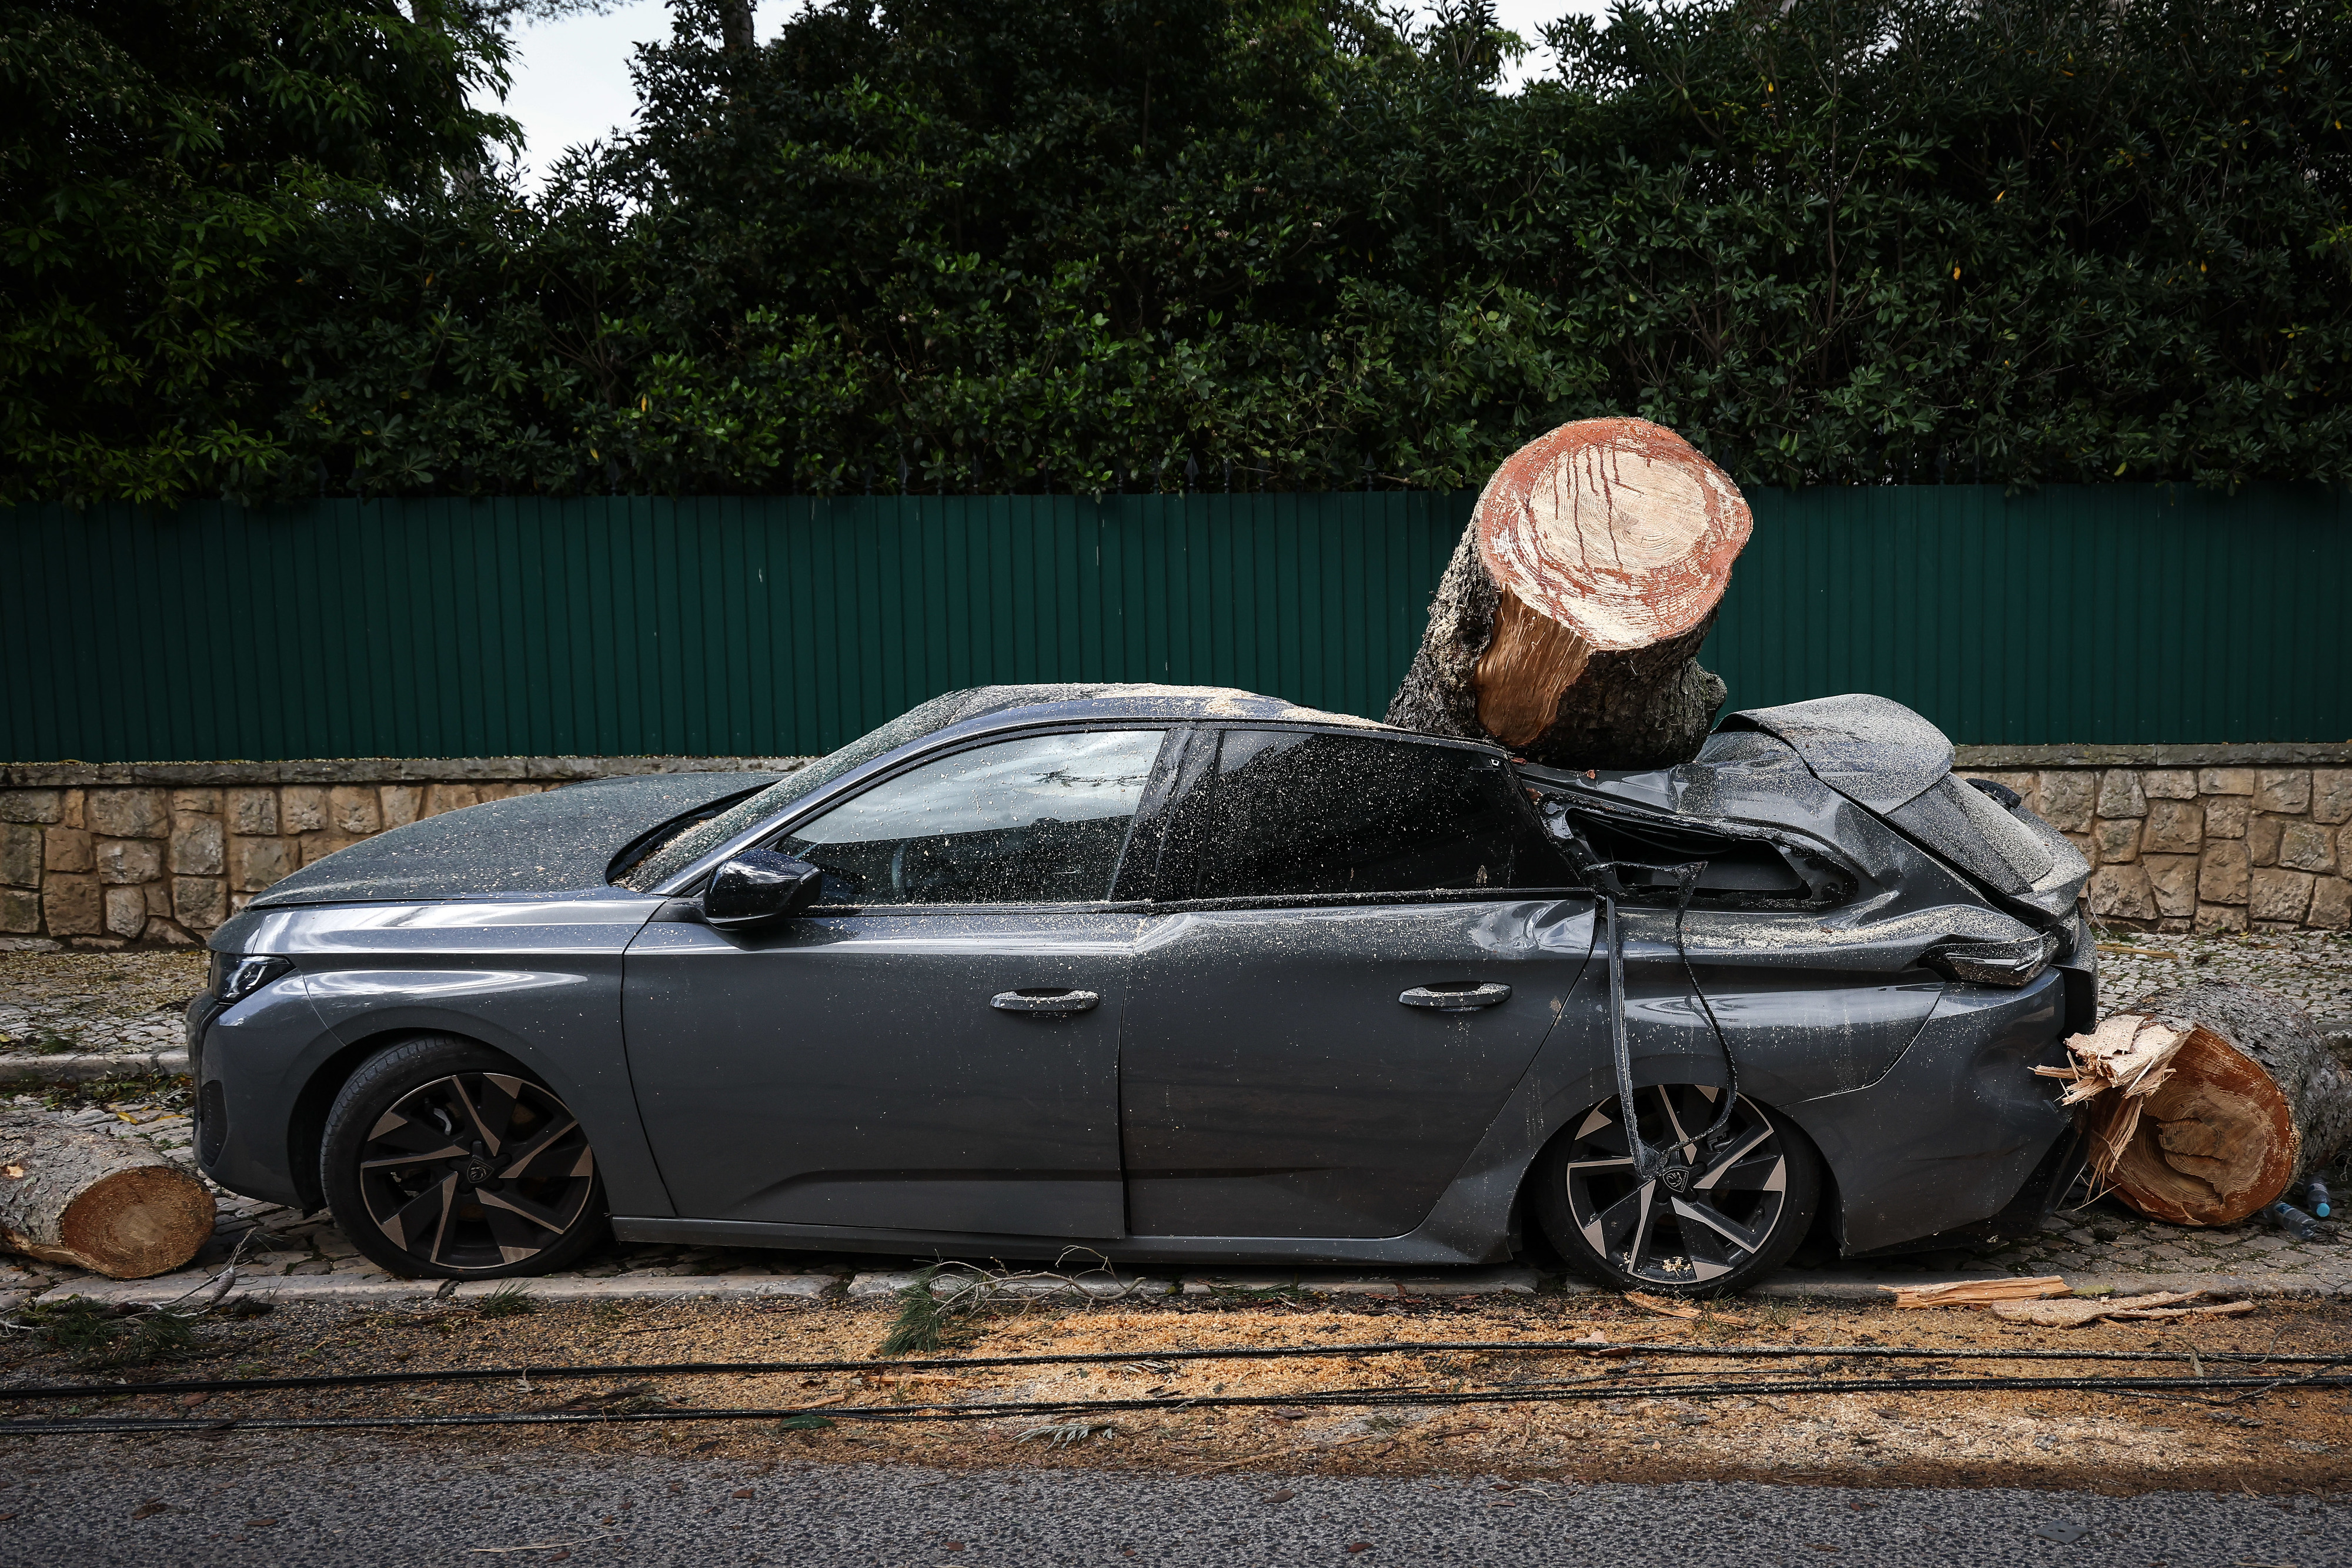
[1700, 483, 2348, 745]
[1, 487, 2343, 763]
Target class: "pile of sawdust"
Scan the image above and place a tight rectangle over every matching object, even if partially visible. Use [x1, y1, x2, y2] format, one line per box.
[5, 1292, 2344, 1495]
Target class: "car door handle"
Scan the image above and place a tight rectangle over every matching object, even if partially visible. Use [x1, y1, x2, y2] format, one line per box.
[1398, 982, 1512, 1012]
[991, 988, 1101, 1015]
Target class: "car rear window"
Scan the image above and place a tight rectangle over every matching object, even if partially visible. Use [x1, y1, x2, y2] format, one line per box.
[1189, 730, 1569, 901]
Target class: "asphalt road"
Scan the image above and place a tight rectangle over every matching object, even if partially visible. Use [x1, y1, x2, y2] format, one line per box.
[1, 1437, 2338, 1567]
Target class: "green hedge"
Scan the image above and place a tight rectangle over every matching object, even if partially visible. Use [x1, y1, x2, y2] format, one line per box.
[7, 0, 2350, 506]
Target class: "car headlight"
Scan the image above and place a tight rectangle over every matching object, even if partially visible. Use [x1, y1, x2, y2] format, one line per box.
[210, 952, 293, 1005]
[1922, 930, 2060, 988]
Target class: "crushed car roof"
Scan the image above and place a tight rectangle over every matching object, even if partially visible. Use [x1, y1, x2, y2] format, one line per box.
[1713, 693, 1955, 813]
[909, 683, 1395, 736]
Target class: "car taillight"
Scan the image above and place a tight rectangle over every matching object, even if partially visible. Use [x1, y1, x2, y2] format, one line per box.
[1923, 930, 2060, 988]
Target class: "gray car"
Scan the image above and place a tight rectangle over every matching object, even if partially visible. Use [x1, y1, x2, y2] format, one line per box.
[192, 684, 2093, 1295]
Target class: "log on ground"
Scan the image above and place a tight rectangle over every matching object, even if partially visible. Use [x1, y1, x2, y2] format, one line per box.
[1386, 416, 1752, 768]
[0, 1109, 215, 1278]
[2036, 980, 2352, 1226]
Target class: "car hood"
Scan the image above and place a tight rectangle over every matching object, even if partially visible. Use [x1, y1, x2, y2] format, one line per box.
[247, 773, 779, 909]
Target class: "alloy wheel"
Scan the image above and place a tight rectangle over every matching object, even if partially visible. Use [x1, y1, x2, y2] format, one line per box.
[354, 1071, 596, 1273]
[1560, 1086, 1792, 1287]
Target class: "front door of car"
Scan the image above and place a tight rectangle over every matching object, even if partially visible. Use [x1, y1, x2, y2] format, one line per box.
[622, 727, 1171, 1239]
[1120, 727, 1594, 1240]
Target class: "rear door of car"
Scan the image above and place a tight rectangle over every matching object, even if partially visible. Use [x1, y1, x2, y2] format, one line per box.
[622, 726, 1177, 1239]
[1118, 726, 1595, 1240]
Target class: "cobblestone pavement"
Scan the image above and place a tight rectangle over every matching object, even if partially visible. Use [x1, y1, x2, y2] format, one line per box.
[2092, 922, 2352, 1026]
[2, 936, 2347, 1311]
[0, 948, 205, 1076]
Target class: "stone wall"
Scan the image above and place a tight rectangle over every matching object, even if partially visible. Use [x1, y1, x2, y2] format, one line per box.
[1952, 743, 2352, 935]
[4, 745, 2348, 946]
[0, 757, 803, 949]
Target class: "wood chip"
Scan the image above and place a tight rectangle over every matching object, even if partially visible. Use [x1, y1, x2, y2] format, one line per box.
[1624, 1292, 1701, 1319]
[2106, 1299, 2257, 1321]
[1883, 1276, 2070, 1308]
[1990, 1290, 2203, 1327]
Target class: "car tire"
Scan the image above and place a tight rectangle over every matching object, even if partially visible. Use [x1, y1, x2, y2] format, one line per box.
[319, 1035, 608, 1281]
[1529, 1085, 1821, 1298]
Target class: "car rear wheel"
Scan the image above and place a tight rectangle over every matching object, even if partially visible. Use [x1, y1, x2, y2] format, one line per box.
[320, 1035, 607, 1280]
[1531, 1085, 1820, 1297]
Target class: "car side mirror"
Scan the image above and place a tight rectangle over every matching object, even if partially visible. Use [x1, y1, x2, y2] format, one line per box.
[703, 851, 823, 931]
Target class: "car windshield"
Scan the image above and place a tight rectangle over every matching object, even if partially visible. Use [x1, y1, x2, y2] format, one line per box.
[618, 693, 975, 891]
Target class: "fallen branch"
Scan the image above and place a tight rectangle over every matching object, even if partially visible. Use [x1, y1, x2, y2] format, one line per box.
[1883, 1276, 2070, 1309]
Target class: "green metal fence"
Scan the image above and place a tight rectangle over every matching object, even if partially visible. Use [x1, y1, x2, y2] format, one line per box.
[4, 485, 2343, 762]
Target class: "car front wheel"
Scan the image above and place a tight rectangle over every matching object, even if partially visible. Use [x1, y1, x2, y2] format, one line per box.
[1531, 1085, 1820, 1297]
[320, 1035, 607, 1279]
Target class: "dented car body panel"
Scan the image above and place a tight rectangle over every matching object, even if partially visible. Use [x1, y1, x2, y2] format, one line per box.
[198, 683, 2092, 1271]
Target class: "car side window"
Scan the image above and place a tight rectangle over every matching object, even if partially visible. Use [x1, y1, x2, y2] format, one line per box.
[773, 729, 1168, 906]
[1192, 729, 1568, 901]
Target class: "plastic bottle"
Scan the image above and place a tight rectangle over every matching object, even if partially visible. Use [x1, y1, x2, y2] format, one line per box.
[2267, 1199, 2321, 1243]
[2305, 1178, 2333, 1219]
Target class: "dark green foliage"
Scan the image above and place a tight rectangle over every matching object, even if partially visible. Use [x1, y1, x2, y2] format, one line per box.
[0, 0, 513, 504]
[475, 1281, 540, 1316]
[776, 1411, 837, 1431]
[877, 1265, 978, 1355]
[1542, 0, 2352, 489]
[14, 1296, 202, 1368]
[6, 0, 2350, 502]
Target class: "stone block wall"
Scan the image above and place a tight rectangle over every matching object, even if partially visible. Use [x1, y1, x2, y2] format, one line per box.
[1952, 743, 2352, 935]
[5, 744, 2348, 945]
[0, 757, 802, 949]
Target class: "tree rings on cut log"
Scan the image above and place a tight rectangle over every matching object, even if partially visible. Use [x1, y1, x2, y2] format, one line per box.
[1476, 417, 1751, 678]
[2102, 1026, 2297, 1226]
[2037, 981, 2352, 1227]
[1387, 417, 1753, 768]
[0, 1109, 216, 1278]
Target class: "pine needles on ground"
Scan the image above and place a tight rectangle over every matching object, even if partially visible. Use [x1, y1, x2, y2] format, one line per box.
[12, 1296, 201, 1369]
[475, 1282, 539, 1319]
[878, 1266, 971, 1357]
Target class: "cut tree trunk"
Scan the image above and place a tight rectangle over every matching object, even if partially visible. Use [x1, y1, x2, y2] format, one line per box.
[1386, 416, 1753, 768]
[0, 1109, 215, 1278]
[2034, 981, 2352, 1226]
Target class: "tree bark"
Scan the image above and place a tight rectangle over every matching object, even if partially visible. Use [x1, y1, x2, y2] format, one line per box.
[720, 0, 756, 52]
[0, 1110, 215, 1279]
[2036, 981, 2352, 1226]
[1385, 417, 1752, 768]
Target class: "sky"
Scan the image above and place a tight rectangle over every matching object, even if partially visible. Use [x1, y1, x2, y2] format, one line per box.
[478, 1, 1612, 187]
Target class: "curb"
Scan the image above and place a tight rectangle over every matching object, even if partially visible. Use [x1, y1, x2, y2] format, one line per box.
[17, 1267, 1559, 1310]
[18, 1263, 2343, 1313]
[0, 1051, 189, 1085]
